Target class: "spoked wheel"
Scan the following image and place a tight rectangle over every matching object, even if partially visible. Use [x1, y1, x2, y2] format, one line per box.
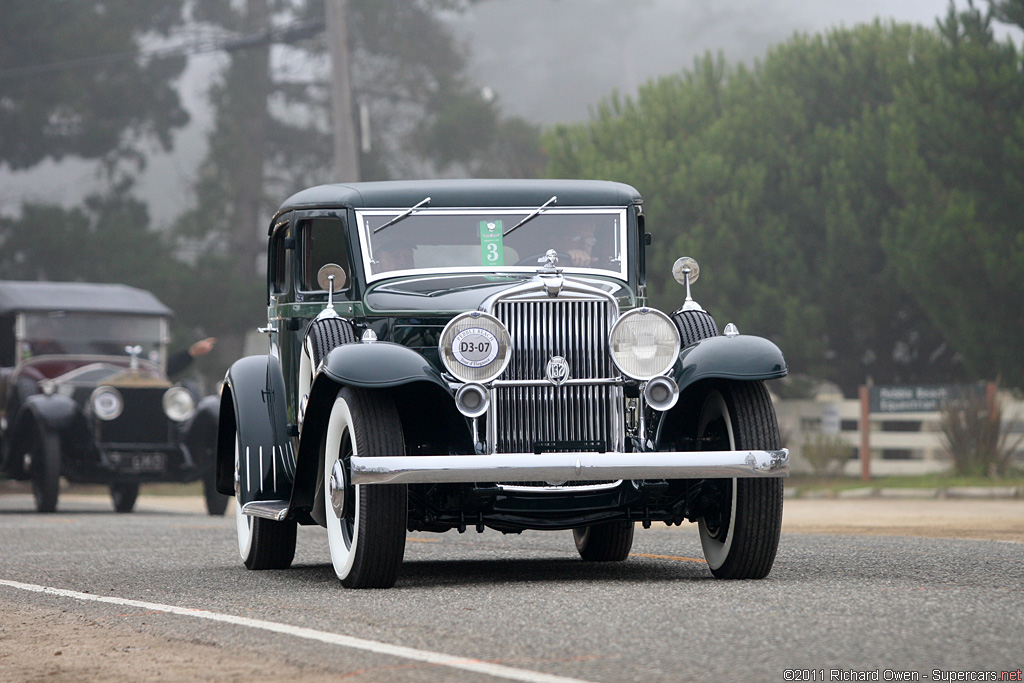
[28, 426, 61, 513]
[573, 521, 635, 561]
[110, 482, 140, 513]
[696, 381, 784, 579]
[234, 432, 296, 570]
[324, 387, 407, 589]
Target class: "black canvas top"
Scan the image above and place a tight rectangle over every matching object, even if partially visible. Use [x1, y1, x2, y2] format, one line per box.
[0, 281, 172, 317]
[272, 178, 643, 232]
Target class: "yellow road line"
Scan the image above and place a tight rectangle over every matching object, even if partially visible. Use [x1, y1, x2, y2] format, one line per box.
[630, 552, 706, 564]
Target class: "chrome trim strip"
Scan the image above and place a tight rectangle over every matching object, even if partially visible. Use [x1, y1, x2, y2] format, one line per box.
[241, 500, 290, 521]
[351, 448, 790, 485]
[499, 480, 623, 493]
[491, 378, 623, 387]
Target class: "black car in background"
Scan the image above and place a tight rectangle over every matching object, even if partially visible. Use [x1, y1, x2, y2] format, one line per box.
[0, 281, 225, 514]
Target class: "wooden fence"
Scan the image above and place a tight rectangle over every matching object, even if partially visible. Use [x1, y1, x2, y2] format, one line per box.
[773, 385, 1024, 477]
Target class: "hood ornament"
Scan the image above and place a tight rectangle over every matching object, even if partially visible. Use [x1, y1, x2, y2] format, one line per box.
[125, 345, 143, 370]
[537, 249, 564, 297]
[538, 249, 561, 271]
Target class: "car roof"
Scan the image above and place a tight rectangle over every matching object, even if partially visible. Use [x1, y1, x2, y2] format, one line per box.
[0, 281, 173, 317]
[272, 179, 643, 231]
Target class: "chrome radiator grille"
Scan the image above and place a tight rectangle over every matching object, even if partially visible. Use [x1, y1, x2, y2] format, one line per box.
[491, 297, 622, 454]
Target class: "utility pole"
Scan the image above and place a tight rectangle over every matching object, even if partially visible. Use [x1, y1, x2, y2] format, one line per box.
[325, 0, 360, 182]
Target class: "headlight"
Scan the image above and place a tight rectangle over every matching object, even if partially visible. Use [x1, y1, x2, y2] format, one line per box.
[439, 312, 511, 383]
[90, 387, 123, 421]
[162, 386, 196, 422]
[609, 308, 680, 380]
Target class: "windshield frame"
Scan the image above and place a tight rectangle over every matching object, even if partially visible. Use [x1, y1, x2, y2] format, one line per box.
[14, 311, 169, 368]
[355, 207, 629, 284]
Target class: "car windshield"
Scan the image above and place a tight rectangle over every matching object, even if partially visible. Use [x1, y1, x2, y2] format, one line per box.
[20, 312, 165, 362]
[356, 208, 627, 282]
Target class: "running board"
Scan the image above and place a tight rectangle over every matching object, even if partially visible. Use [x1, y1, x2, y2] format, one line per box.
[241, 500, 290, 521]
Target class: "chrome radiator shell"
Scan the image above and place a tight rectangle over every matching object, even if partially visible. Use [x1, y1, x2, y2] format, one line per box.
[484, 280, 624, 455]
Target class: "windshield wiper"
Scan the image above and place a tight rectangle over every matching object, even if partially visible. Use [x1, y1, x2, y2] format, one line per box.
[372, 196, 431, 234]
[502, 195, 557, 237]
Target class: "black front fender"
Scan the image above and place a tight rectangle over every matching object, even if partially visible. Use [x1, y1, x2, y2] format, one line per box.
[3, 394, 78, 475]
[216, 355, 294, 503]
[672, 334, 787, 392]
[16, 393, 78, 433]
[319, 341, 448, 390]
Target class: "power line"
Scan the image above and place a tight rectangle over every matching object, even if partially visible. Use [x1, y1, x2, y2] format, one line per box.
[0, 19, 324, 81]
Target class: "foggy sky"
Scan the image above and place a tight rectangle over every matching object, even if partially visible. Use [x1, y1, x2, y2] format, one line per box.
[450, 0, 955, 124]
[0, 1, 986, 224]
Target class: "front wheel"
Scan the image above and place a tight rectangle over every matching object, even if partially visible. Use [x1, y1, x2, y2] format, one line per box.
[324, 387, 407, 588]
[572, 522, 634, 561]
[234, 432, 296, 570]
[696, 381, 784, 579]
[27, 427, 61, 513]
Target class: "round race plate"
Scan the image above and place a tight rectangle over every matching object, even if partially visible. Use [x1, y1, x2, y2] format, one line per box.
[451, 328, 499, 368]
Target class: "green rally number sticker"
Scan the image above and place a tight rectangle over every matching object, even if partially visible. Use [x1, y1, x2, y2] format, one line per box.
[480, 220, 504, 267]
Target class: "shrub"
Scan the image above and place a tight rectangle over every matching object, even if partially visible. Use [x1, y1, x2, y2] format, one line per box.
[940, 389, 1022, 478]
[802, 433, 854, 477]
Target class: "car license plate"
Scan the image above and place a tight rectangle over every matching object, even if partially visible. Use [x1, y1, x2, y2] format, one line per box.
[111, 452, 166, 472]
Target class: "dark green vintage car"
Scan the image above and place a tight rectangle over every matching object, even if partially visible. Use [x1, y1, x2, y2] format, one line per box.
[217, 179, 789, 588]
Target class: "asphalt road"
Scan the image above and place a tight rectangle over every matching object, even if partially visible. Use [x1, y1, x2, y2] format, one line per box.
[1, 493, 1021, 683]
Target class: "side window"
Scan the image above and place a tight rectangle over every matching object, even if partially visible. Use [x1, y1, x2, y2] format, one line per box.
[269, 221, 292, 295]
[0, 315, 15, 366]
[300, 218, 351, 293]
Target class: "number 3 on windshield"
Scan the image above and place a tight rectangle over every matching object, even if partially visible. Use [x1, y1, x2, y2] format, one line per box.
[480, 220, 504, 266]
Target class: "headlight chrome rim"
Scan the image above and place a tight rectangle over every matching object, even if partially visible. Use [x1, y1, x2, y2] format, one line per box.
[162, 386, 196, 422]
[439, 312, 511, 384]
[609, 308, 681, 381]
[90, 386, 124, 421]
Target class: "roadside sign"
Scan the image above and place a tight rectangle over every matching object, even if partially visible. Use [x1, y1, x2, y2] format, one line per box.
[868, 384, 985, 414]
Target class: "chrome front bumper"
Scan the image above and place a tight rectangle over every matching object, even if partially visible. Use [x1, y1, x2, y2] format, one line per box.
[350, 448, 789, 485]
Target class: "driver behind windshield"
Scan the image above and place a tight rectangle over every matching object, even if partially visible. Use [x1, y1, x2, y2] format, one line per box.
[373, 238, 415, 273]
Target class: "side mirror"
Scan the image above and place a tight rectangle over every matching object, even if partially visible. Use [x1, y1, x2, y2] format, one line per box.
[317, 263, 347, 292]
[671, 257, 699, 286]
[671, 257, 704, 313]
[315, 264, 347, 321]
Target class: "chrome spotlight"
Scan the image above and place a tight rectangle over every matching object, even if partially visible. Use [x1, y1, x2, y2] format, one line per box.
[643, 376, 679, 412]
[455, 383, 490, 418]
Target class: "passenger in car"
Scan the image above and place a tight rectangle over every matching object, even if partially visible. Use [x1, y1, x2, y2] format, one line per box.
[374, 240, 415, 272]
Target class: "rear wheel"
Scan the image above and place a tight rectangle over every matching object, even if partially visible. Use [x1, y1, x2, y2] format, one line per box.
[28, 427, 61, 513]
[696, 381, 783, 579]
[200, 438, 229, 516]
[234, 432, 296, 570]
[110, 482, 139, 513]
[203, 470, 229, 516]
[573, 521, 634, 561]
[324, 387, 407, 588]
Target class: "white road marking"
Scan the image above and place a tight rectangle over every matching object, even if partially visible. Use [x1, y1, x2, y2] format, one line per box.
[0, 579, 594, 683]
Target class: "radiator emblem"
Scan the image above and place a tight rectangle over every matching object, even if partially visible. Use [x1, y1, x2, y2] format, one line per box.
[545, 356, 570, 386]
